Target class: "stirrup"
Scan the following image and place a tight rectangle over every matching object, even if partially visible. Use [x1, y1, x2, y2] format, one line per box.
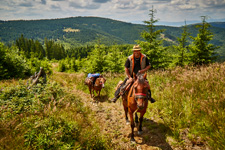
[110, 97, 117, 103]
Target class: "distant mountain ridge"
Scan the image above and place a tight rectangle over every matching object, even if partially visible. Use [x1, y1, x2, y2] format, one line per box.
[0, 16, 225, 49]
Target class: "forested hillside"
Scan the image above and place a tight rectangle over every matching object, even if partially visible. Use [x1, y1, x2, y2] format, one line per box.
[1, 17, 225, 49]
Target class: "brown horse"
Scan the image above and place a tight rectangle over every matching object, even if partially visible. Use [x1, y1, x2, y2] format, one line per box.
[85, 75, 106, 98]
[121, 73, 149, 142]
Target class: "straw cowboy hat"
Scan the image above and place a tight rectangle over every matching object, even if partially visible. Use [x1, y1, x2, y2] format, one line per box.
[132, 45, 141, 51]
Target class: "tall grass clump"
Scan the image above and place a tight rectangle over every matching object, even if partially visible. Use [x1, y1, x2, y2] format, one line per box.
[146, 62, 225, 149]
[0, 78, 112, 149]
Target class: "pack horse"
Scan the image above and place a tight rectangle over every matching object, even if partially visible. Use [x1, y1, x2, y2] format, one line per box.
[84, 73, 106, 98]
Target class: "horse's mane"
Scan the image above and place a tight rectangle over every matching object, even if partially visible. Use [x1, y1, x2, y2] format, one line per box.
[136, 73, 145, 85]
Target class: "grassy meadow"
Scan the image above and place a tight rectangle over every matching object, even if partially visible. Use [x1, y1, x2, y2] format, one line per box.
[0, 62, 224, 149]
[0, 77, 113, 149]
[74, 62, 225, 149]
[146, 62, 225, 149]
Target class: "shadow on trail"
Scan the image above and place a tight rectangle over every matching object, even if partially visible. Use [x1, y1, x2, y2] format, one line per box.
[92, 95, 109, 103]
[129, 118, 173, 150]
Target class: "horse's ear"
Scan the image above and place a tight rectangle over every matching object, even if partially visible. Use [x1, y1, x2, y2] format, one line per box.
[143, 72, 147, 79]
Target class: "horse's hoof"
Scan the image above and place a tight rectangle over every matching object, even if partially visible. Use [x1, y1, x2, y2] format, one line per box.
[126, 120, 130, 125]
[138, 131, 143, 135]
[130, 139, 136, 144]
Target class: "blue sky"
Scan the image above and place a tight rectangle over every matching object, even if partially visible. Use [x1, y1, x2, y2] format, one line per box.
[1, 0, 225, 26]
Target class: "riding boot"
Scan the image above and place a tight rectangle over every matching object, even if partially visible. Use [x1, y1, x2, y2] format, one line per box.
[110, 95, 120, 103]
[110, 85, 123, 103]
[111, 78, 129, 103]
[148, 89, 156, 103]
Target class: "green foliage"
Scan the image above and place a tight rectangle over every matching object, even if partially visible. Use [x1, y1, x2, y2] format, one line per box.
[189, 17, 220, 65]
[0, 42, 30, 79]
[173, 22, 190, 66]
[24, 116, 80, 149]
[57, 57, 79, 73]
[44, 38, 66, 60]
[27, 57, 52, 75]
[137, 7, 170, 69]
[0, 79, 112, 149]
[104, 45, 125, 73]
[16, 34, 46, 59]
[66, 45, 94, 59]
[83, 44, 107, 73]
[0, 42, 8, 78]
[145, 63, 225, 149]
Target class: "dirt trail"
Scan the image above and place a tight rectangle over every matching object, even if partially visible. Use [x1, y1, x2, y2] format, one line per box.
[53, 71, 207, 150]
[70, 87, 170, 149]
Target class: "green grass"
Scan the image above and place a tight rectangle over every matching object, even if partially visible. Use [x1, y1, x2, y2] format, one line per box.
[1, 62, 225, 149]
[0, 77, 113, 150]
[76, 62, 225, 149]
[145, 62, 225, 149]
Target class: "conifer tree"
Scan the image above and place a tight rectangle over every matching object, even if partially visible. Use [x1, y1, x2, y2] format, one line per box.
[137, 6, 169, 69]
[0, 42, 7, 79]
[189, 16, 219, 65]
[174, 21, 190, 66]
[83, 44, 106, 73]
[105, 45, 124, 73]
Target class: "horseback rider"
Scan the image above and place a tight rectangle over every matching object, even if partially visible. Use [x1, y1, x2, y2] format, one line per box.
[110, 45, 156, 103]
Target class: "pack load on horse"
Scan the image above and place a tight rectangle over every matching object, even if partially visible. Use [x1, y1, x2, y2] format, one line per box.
[84, 73, 106, 98]
[121, 72, 150, 143]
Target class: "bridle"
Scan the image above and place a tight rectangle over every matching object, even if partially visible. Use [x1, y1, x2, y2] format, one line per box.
[131, 84, 148, 102]
[94, 77, 105, 87]
[135, 93, 147, 101]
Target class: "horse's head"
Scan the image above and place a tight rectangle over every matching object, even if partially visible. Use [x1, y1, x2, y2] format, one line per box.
[95, 75, 106, 88]
[133, 73, 149, 110]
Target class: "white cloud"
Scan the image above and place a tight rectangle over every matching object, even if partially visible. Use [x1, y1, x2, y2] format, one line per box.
[0, 0, 224, 24]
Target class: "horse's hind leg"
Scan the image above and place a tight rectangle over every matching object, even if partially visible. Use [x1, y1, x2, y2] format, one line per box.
[89, 86, 92, 98]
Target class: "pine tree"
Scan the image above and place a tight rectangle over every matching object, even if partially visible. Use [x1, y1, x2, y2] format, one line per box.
[189, 16, 219, 65]
[0, 42, 7, 79]
[83, 44, 106, 73]
[137, 6, 169, 69]
[105, 45, 124, 73]
[174, 21, 190, 66]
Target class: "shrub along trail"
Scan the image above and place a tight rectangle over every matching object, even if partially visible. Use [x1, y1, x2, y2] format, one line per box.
[52, 70, 209, 150]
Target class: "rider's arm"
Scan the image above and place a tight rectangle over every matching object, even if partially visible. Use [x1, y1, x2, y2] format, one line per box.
[125, 67, 133, 83]
[125, 67, 131, 78]
[124, 58, 133, 81]
[139, 57, 151, 74]
[138, 65, 150, 74]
